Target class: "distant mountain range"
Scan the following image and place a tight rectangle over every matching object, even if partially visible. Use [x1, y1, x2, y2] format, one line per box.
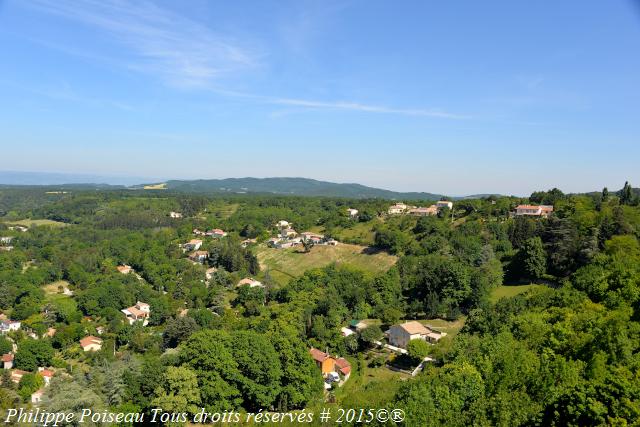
[0, 171, 505, 200]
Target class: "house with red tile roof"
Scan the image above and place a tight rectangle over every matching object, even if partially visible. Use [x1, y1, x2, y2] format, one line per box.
[515, 204, 554, 217]
[1, 353, 13, 370]
[80, 336, 103, 352]
[121, 302, 150, 326]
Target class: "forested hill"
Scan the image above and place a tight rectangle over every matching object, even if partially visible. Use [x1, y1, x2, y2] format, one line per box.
[147, 177, 447, 200]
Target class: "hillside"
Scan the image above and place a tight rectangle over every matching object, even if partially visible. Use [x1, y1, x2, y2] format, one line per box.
[148, 177, 447, 200]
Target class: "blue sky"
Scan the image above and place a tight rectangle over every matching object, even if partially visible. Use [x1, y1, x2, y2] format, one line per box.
[0, 0, 639, 195]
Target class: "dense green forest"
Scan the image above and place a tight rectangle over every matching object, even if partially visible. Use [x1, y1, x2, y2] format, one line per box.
[0, 183, 638, 426]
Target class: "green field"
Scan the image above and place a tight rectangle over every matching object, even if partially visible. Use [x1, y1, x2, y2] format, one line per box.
[3, 219, 69, 227]
[333, 221, 378, 246]
[256, 243, 397, 283]
[490, 284, 543, 303]
[420, 317, 467, 337]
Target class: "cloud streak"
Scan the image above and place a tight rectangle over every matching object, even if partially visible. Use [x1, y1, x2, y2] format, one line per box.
[26, 0, 260, 88]
[24, 0, 468, 119]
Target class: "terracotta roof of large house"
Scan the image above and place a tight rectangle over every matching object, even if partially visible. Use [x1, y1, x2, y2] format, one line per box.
[1, 353, 13, 362]
[309, 348, 330, 363]
[80, 336, 102, 348]
[335, 357, 351, 375]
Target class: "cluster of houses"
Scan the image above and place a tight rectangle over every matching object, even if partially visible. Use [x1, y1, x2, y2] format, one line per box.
[267, 221, 338, 249]
[309, 348, 352, 389]
[514, 204, 554, 218]
[193, 228, 227, 238]
[0, 236, 13, 252]
[388, 201, 453, 216]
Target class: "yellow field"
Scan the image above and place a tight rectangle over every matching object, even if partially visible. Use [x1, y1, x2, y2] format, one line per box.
[3, 219, 69, 227]
[256, 243, 397, 283]
[143, 183, 167, 190]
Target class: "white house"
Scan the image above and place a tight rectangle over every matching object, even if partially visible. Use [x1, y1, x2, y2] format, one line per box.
[0, 320, 21, 334]
[169, 212, 183, 218]
[189, 251, 209, 264]
[0, 237, 13, 244]
[1, 353, 13, 369]
[408, 206, 438, 216]
[80, 336, 103, 352]
[31, 389, 45, 404]
[206, 229, 227, 238]
[515, 205, 554, 217]
[121, 302, 151, 326]
[436, 201, 454, 210]
[388, 321, 446, 349]
[347, 208, 359, 217]
[388, 203, 408, 215]
[183, 239, 203, 251]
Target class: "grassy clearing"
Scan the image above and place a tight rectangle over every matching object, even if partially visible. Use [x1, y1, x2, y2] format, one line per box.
[206, 202, 240, 220]
[490, 284, 543, 303]
[43, 280, 72, 295]
[333, 221, 378, 246]
[256, 243, 397, 283]
[420, 317, 467, 337]
[3, 219, 69, 228]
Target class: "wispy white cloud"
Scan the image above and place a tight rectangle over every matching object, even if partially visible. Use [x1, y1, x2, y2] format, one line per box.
[26, 0, 260, 88]
[270, 97, 469, 119]
[23, 0, 468, 119]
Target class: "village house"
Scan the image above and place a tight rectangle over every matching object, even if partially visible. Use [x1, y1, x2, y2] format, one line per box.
[38, 368, 54, 386]
[116, 264, 134, 274]
[0, 237, 13, 244]
[8, 226, 28, 232]
[1, 353, 13, 370]
[45, 328, 56, 338]
[388, 203, 409, 214]
[276, 220, 291, 228]
[388, 321, 446, 349]
[0, 246, 13, 252]
[515, 204, 554, 217]
[347, 208, 359, 217]
[268, 237, 302, 249]
[408, 206, 438, 216]
[80, 336, 103, 352]
[121, 302, 151, 326]
[193, 228, 205, 236]
[309, 348, 352, 387]
[189, 250, 209, 264]
[300, 232, 325, 244]
[0, 320, 21, 334]
[95, 326, 105, 335]
[279, 228, 298, 238]
[205, 267, 218, 281]
[169, 211, 183, 218]
[183, 239, 203, 251]
[11, 369, 28, 384]
[31, 389, 45, 404]
[237, 278, 264, 288]
[206, 229, 227, 238]
[436, 200, 454, 210]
